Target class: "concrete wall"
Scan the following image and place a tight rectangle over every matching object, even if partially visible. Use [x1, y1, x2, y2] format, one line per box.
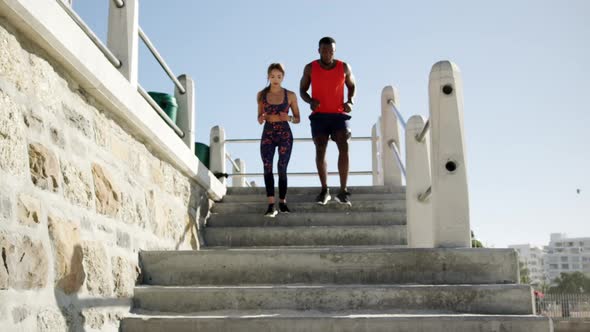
[553, 319, 590, 332]
[0, 18, 210, 331]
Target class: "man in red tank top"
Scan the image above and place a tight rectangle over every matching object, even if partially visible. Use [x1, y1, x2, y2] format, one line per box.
[300, 37, 356, 206]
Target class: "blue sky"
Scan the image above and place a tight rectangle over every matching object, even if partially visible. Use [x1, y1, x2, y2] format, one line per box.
[73, 0, 589, 248]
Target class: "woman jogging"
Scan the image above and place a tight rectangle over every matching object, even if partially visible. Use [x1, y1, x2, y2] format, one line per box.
[257, 63, 301, 217]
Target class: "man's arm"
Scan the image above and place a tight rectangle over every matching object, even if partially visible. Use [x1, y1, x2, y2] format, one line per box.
[299, 63, 319, 111]
[343, 62, 356, 113]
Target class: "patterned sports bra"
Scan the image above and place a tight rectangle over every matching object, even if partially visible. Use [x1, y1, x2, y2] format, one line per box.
[263, 88, 289, 115]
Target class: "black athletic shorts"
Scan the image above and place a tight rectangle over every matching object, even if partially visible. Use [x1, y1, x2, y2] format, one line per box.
[309, 113, 351, 140]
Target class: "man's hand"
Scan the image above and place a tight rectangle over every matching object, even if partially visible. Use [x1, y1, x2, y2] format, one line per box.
[310, 99, 320, 111]
[343, 101, 353, 113]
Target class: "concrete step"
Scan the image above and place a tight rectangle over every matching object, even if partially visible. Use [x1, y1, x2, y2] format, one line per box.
[211, 200, 405, 214]
[227, 186, 405, 196]
[139, 247, 519, 286]
[121, 314, 553, 332]
[133, 284, 534, 315]
[203, 225, 407, 247]
[220, 192, 406, 203]
[207, 211, 406, 227]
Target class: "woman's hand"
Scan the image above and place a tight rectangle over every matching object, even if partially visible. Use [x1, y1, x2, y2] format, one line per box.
[278, 112, 291, 122]
[258, 113, 265, 124]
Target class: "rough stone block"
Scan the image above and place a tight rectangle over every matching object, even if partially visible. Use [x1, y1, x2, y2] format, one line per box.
[47, 215, 84, 294]
[50, 126, 65, 149]
[62, 102, 93, 139]
[120, 193, 138, 226]
[17, 194, 41, 226]
[82, 309, 105, 330]
[92, 115, 111, 149]
[145, 190, 166, 237]
[150, 161, 164, 188]
[0, 232, 48, 289]
[22, 104, 46, 137]
[91, 163, 120, 217]
[0, 189, 12, 221]
[112, 256, 138, 298]
[28, 143, 60, 192]
[82, 241, 112, 296]
[36, 309, 66, 332]
[61, 160, 93, 209]
[0, 91, 28, 176]
[111, 135, 129, 163]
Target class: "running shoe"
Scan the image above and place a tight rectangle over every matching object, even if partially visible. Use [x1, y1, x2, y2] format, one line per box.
[316, 188, 331, 205]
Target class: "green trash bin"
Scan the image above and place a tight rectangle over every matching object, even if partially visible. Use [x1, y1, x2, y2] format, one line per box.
[195, 142, 210, 168]
[148, 91, 178, 123]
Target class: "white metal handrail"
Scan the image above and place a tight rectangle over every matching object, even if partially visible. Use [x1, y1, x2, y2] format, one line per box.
[225, 152, 252, 187]
[55, 0, 122, 68]
[225, 136, 373, 144]
[228, 171, 373, 178]
[417, 186, 432, 202]
[138, 27, 186, 94]
[387, 99, 407, 130]
[223, 135, 376, 179]
[225, 153, 242, 172]
[57, 0, 192, 140]
[138, 86, 184, 137]
[415, 119, 430, 142]
[388, 140, 407, 179]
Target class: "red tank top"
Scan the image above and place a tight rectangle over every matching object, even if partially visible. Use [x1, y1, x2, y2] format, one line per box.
[311, 60, 345, 114]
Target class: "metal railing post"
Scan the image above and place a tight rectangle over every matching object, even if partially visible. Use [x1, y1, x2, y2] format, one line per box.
[233, 158, 246, 187]
[107, 0, 138, 86]
[210, 126, 226, 185]
[429, 60, 470, 248]
[406, 115, 433, 248]
[175, 74, 195, 152]
[381, 86, 402, 186]
[371, 122, 382, 185]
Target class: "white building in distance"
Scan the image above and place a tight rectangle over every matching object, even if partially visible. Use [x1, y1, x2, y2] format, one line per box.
[509, 244, 545, 285]
[544, 233, 590, 284]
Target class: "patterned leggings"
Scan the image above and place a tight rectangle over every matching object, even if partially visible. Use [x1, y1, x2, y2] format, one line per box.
[260, 121, 293, 199]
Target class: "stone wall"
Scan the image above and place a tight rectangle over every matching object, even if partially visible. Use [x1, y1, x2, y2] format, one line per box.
[0, 18, 209, 331]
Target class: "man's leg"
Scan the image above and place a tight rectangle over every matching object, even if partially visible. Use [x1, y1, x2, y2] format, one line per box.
[332, 129, 351, 192]
[313, 135, 329, 189]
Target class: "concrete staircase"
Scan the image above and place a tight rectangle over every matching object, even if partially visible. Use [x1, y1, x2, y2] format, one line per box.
[121, 186, 553, 331]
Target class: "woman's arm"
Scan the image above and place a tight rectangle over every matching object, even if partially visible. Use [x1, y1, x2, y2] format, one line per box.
[257, 92, 265, 124]
[288, 91, 301, 124]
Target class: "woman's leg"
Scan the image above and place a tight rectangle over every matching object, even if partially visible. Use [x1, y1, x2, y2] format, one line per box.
[277, 125, 293, 202]
[260, 128, 277, 204]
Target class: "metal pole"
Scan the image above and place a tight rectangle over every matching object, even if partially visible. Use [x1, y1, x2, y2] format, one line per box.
[138, 85, 184, 138]
[388, 99, 407, 130]
[227, 171, 373, 177]
[388, 140, 407, 179]
[138, 27, 186, 94]
[418, 186, 432, 202]
[224, 137, 373, 143]
[416, 119, 430, 143]
[55, 0, 122, 68]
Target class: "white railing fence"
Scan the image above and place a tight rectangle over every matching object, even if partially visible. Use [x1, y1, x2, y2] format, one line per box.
[537, 294, 590, 318]
[57, 0, 196, 152]
[208, 128, 375, 188]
